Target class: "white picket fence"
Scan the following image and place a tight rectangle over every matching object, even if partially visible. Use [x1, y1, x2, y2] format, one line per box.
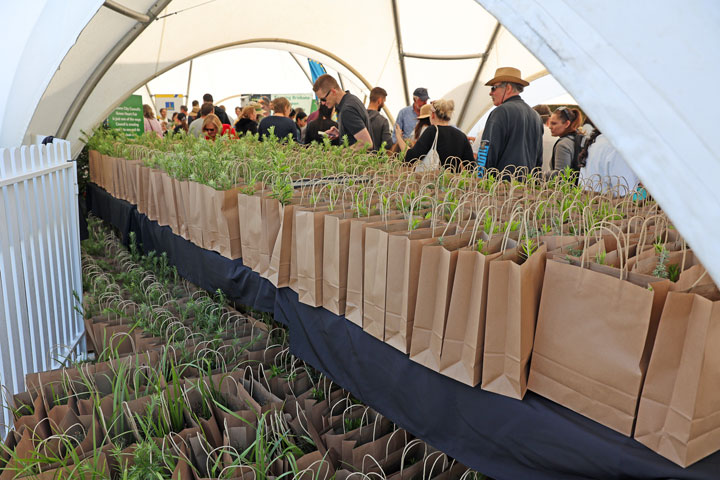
[0, 139, 84, 438]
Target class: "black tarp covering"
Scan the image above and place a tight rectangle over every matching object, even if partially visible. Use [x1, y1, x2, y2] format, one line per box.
[87, 183, 720, 479]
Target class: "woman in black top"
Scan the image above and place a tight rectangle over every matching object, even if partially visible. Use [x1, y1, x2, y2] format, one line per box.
[304, 104, 340, 145]
[234, 105, 259, 136]
[172, 112, 188, 135]
[404, 99, 475, 171]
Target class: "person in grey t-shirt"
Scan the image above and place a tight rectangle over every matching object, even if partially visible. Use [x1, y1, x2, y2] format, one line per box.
[367, 87, 392, 151]
[312, 74, 373, 149]
[188, 102, 214, 138]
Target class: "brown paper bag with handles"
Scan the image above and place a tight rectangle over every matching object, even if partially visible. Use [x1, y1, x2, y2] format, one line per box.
[383, 223, 454, 353]
[409, 232, 474, 371]
[267, 198, 306, 288]
[289, 204, 300, 292]
[118, 157, 130, 201]
[481, 243, 546, 400]
[628, 241, 696, 276]
[322, 211, 354, 315]
[244, 187, 272, 272]
[88, 150, 100, 185]
[155, 169, 172, 227]
[103, 154, 115, 194]
[195, 182, 217, 250]
[634, 266, 720, 467]
[238, 192, 260, 267]
[187, 180, 205, 248]
[345, 215, 405, 327]
[95, 153, 105, 190]
[324, 210, 407, 316]
[161, 171, 180, 234]
[123, 158, 134, 202]
[213, 187, 242, 259]
[174, 178, 189, 239]
[528, 255, 671, 435]
[363, 219, 434, 339]
[111, 156, 123, 199]
[257, 196, 283, 277]
[439, 235, 503, 386]
[296, 207, 337, 307]
[199, 184, 221, 252]
[97, 153, 107, 191]
[136, 165, 150, 215]
[128, 160, 141, 205]
[121, 159, 133, 203]
[287, 197, 327, 291]
[146, 168, 163, 223]
[124, 159, 136, 203]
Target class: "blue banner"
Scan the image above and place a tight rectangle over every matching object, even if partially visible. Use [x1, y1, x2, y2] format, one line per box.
[307, 59, 327, 84]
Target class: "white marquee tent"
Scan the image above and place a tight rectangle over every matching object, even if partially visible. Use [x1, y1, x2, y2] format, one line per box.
[1, 0, 719, 283]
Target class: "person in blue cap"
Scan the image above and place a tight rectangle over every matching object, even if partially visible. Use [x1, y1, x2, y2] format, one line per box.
[392, 87, 429, 146]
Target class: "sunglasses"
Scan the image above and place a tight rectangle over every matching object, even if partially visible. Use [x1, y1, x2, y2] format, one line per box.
[318, 89, 333, 103]
[490, 83, 506, 92]
[203, 127, 217, 133]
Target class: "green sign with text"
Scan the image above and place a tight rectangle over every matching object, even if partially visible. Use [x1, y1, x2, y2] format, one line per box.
[108, 94, 143, 138]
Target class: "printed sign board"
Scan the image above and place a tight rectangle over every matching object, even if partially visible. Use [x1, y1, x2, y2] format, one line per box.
[107, 94, 143, 138]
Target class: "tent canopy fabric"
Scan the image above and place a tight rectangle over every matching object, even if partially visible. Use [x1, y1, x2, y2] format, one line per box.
[1, 0, 719, 283]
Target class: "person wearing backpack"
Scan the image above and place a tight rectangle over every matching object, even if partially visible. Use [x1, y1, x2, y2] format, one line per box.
[547, 106, 585, 177]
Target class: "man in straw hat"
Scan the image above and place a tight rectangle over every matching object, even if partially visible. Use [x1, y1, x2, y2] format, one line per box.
[479, 67, 543, 177]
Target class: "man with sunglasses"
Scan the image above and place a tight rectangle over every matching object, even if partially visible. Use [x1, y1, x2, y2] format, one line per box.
[312, 74, 373, 149]
[480, 67, 543, 177]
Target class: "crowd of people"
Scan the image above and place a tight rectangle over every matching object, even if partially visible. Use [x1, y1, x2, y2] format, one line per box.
[141, 66, 639, 195]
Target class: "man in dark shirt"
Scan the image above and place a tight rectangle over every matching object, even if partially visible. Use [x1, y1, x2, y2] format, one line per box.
[312, 74, 373, 149]
[367, 87, 392, 151]
[203, 93, 231, 126]
[480, 67, 543, 176]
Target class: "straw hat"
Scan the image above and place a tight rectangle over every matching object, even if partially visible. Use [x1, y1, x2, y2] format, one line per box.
[249, 101, 264, 113]
[417, 104, 433, 119]
[485, 67, 529, 86]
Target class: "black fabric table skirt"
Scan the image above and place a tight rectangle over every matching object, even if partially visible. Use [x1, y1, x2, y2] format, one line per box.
[87, 183, 720, 480]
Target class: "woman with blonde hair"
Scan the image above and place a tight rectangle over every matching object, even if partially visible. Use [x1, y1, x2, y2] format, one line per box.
[403, 99, 475, 171]
[201, 114, 223, 140]
[234, 105, 260, 136]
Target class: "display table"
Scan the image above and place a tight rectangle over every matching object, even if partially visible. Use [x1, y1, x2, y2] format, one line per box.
[87, 183, 720, 480]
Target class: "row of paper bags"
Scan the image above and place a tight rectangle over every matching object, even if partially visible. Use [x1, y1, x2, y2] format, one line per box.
[89, 153, 720, 467]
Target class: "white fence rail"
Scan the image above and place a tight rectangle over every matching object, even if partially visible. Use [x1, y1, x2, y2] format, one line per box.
[0, 140, 84, 438]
